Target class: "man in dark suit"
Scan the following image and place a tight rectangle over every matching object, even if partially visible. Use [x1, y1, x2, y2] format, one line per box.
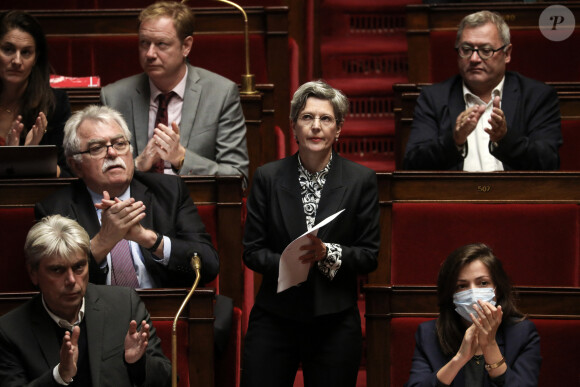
[0, 215, 171, 386]
[35, 104, 219, 288]
[100, 1, 248, 185]
[403, 10, 562, 171]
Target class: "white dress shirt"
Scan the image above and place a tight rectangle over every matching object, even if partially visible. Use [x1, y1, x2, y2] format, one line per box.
[462, 78, 505, 172]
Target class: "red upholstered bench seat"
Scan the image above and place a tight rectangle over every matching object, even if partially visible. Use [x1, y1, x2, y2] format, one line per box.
[391, 203, 580, 287]
[0, 208, 36, 292]
[155, 319, 190, 387]
[532, 318, 580, 386]
[560, 119, 580, 171]
[390, 317, 432, 387]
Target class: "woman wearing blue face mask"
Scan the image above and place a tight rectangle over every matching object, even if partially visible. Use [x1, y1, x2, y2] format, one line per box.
[405, 243, 541, 387]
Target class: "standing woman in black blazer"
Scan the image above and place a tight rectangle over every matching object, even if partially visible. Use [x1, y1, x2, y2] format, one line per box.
[241, 80, 380, 387]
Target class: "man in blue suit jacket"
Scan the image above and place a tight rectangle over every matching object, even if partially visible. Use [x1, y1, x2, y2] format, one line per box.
[100, 1, 248, 184]
[403, 11, 562, 171]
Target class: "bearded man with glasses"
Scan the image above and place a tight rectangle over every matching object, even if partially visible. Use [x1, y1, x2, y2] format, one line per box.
[34, 104, 219, 289]
[404, 10, 562, 171]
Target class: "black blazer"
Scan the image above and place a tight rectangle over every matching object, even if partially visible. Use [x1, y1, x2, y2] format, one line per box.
[0, 284, 171, 387]
[403, 71, 562, 170]
[243, 153, 380, 320]
[35, 172, 219, 287]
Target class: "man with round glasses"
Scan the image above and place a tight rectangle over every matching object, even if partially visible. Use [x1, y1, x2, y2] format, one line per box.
[34, 104, 219, 289]
[404, 10, 562, 171]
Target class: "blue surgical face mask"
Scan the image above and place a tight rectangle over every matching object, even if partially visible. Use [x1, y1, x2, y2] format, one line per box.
[453, 287, 496, 322]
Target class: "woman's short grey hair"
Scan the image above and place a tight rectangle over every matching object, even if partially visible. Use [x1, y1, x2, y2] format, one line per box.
[290, 80, 349, 125]
[456, 10, 511, 48]
[25, 215, 91, 270]
[63, 105, 133, 164]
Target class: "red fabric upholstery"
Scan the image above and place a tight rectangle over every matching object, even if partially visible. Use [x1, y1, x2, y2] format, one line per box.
[190, 35, 268, 85]
[428, 30, 457, 83]
[429, 30, 580, 83]
[196, 205, 219, 290]
[391, 203, 580, 286]
[532, 318, 580, 387]
[0, 208, 36, 292]
[390, 317, 433, 387]
[275, 126, 286, 159]
[216, 306, 242, 387]
[47, 35, 268, 87]
[560, 119, 580, 171]
[155, 320, 190, 387]
[197, 205, 218, 250]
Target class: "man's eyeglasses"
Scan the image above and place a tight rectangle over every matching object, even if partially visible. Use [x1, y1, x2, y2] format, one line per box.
[297, 114, 337, 128]
[75, 139, 130, 159]
[456, 44, 507, 60]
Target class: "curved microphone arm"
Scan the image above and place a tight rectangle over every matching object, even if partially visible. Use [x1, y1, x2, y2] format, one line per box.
[208, 0, 257, 94]
[172, 252, 202, 387]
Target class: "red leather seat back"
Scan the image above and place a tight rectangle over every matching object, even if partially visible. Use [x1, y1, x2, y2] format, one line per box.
[391, 203, 580, 286]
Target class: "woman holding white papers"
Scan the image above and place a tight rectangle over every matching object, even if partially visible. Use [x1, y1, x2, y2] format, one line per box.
[242, 80, 380, 387]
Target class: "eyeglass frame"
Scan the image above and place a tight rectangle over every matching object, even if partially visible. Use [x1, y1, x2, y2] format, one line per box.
[456, 44, 508, 60]
[297, 113, 339, 128]
[74, 137, 131, 159]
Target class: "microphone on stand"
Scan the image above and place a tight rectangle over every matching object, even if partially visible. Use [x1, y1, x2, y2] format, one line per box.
[206, 0, 258, 95]
[172, 252, 202, 387]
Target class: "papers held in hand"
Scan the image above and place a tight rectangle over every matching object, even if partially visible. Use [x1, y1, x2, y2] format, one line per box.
[277, 209, 345, 293]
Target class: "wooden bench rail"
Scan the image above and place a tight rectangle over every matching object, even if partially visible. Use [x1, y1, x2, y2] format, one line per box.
[364, 285, 580, 319]
[0, 288, 216, 387]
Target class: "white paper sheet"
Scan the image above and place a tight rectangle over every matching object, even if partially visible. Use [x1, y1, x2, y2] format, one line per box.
[277, 209, 345, 293]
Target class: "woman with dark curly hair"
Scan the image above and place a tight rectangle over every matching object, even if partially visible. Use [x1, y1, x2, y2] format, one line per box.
[0, 10, 71, 175]
[405, 243, 541, 387]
